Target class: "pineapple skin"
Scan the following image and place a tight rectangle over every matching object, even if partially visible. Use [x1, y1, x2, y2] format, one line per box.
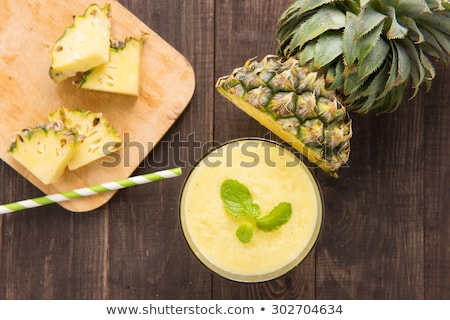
[76, 37, 144, 96]
[8, 125, 78, 185]
[48, 107, 122, 171]
[216, 55, 352, 178]
[49, 4, 111, 83]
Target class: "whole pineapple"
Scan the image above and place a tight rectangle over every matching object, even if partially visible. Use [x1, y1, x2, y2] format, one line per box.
[216, 0, 449, 177]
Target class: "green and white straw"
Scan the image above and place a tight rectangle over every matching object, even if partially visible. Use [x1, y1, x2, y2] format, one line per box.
[0, 167, 182, 214]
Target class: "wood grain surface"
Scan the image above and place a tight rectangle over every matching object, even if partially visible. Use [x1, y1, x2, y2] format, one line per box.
[0, 0, 448, 300]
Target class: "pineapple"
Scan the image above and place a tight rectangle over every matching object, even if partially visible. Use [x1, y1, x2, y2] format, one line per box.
[216, 56, 352, 177]
[75, 37, 144, 96]
[49, 3, 111, 83]
[216, 0, 450, 177]
[48, 107, 122, 170]
[8, 125, 78, 185]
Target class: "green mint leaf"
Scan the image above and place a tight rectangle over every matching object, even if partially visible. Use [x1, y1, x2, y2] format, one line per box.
[256, 202, 292, 232]
[236, 223, 254, 244]
[220, 179, 261, 218]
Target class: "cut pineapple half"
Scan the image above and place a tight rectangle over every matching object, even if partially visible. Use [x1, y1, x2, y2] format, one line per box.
[48, 107, 122, 170]
[49, 3, 111, 83]
[216, 56, 352, 178]
[8, 125, 78, 185]
[76, 37, 144, 96]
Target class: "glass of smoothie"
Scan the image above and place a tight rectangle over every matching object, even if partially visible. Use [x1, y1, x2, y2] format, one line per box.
[179, 138, 323, 282]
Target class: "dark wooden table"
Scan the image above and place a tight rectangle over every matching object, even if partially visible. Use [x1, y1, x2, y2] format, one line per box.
[0, 0, 448, 300]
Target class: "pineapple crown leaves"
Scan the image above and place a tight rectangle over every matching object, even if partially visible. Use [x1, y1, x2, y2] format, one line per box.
[276, 0, 450, 113]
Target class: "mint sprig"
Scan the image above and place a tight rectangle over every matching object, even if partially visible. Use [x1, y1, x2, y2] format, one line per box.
[256, 202, 292, 232]
[220, 179, 292, 244]
[220, 179, 261, 218]
[236, 223, 254, 244]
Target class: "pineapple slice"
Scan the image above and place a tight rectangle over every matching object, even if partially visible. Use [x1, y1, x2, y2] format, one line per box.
[8, 125, 78, 185]
[49, 4, 111, 83]
[75, 37, 144, 96]
[48, 107, 122, 170]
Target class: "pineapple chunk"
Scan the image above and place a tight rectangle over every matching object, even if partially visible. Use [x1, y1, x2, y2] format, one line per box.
[76, 37, 144, 96]
[49, 4, 111, 83]
[48, 107, 122, 170]
[8, 125, 78, 185]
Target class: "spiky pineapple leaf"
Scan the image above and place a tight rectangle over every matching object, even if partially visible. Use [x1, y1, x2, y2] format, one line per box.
[355, 5, 387, 39]
[276, 2, 307, 47]
[344, 71, 361, 95]
[382, 85, 406, 113]
[345, 63, 388, 108]
[314, 31, 343, 69]
[278, 0, 308, 22]
[386, 6, 409, 39]
[398, 16, 426, 43]
[344, 76, 371, 104]
[393, 41, 412, 86]
[385, 43, 399, 90]
[358, 38, 390, 80]
[343, 0, 364, 14]
[326, 64, 337, 84]
[277, 13, 317, 57]
[343, 12, 359, 66]
[357, 22, 384, 61]
[295, 0, 338, 16]
[328, 58, 345, 90]
[288, 6, 346, 52]
[420, 27, 449, 60]
[400, 39, 426, 98]
[417, 12, 450, 36]
[298, 40, 317, 65]
[276, 1, 313, 55]
[361, 64, 389, 97]
[422, 25, 450, 55]
[353, 92, 378, 113]
[343, 8, 385, 66]
[395, 0, 432, 16]
[419, 48, 436, 81]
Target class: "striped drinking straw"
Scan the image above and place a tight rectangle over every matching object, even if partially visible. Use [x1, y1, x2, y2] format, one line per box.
[0, 167, 182, 214]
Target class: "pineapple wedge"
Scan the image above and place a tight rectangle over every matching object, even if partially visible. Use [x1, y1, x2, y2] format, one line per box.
[48, 107, 122, 170]
[75, 37, 144, 96]
[8, 125, 78, 185]
[49, 4, 111, 83]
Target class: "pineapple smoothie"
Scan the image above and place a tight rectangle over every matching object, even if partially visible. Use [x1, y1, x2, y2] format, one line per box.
[180, 139, 322, 282]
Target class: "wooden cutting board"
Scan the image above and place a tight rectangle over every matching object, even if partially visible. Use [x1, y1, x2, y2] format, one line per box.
[0, 1, 195, 212]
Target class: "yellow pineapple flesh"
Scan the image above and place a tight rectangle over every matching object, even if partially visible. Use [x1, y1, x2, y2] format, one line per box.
[48, 107, 122, 170]
[49, 4, 111, 83]
[8, 125, 78, 185]
[76, 37, 144, 96]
